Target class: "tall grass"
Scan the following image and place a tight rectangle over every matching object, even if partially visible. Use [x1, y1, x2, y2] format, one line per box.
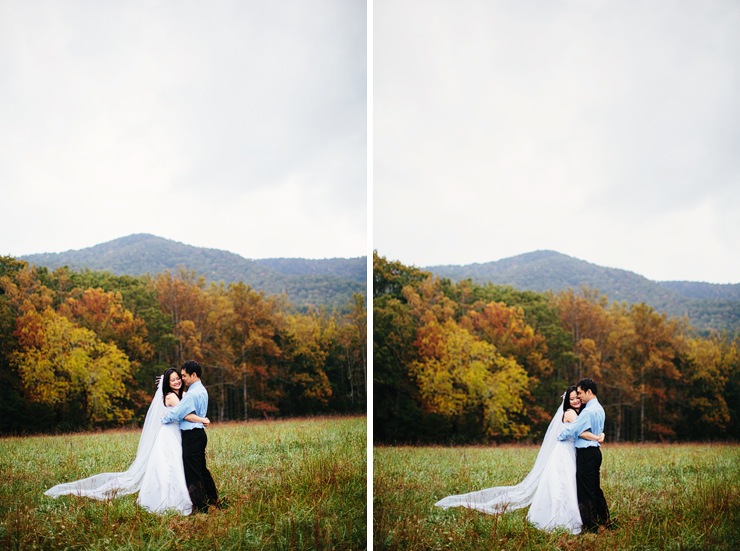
[374, 443, 740, 551]
[0, 416, 366, 551]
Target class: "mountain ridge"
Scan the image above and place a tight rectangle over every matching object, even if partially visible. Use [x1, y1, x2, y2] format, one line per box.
[425, 250, 740, 334]
[20, 234, 366, 310]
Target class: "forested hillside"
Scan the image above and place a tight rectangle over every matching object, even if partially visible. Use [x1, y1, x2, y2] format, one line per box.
[21, 234, 366, 311]
[427, 250, 740, 335]
[0, 256, 366, 434]
[375, 252, 740, 444]
[257, 257, 366, 283]
[659, 281, 740, 301]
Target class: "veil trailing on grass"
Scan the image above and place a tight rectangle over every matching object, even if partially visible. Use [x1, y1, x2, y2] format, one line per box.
[45, 378, 166, 500]
[434, 401, 566, 514]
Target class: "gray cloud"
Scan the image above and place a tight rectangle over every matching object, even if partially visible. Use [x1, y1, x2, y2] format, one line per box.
[375, 0, 740, 282]
[0, 0, 366, 260]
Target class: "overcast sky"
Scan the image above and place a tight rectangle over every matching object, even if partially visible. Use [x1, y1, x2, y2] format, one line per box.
[374, 0, 740, 284]
[0, 0, 366, 261]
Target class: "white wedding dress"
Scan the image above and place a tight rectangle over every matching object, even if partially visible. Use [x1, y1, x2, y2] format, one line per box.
[45, 379, 192, 516]
[526, 416, 581, 533]
[137, 405, 193, 515]
[435, 402, 582, 535]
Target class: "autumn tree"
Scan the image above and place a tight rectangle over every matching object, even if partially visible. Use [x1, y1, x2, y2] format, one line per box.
[341, 293, 367, 407]
[678, 334, 737, 439]
[373, 251, 430, 298]
[444, 280, 574, 424]
[403, 276, 533, 440]
[284, 310, 334, 414]
[225, 281, 285, 418]
[624, 303, 686, 441]
[460, 300, 553, 431]
[600, 304, 637, 441]
[60, 287, 153, 366]
[411, 318, 531, 439]
[0, 258, 35, 431]
[13, 307, 133, 425]
[373, 292, 421, 441]
[153, 268, 212, 365]
[463, 301, 553, 380]
[67, 270, 173, 368]
[553, 287, 612, 381]
[0, 257, 28, 361]
[373, 254, 432, 441]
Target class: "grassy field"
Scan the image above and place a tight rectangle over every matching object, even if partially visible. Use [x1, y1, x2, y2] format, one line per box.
[374, 443, 740, 551]
[0, 416, 366, 551]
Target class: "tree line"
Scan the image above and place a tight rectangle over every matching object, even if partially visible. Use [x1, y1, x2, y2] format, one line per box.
[0, 256, 366, 434]
[374, 252, 740, 444]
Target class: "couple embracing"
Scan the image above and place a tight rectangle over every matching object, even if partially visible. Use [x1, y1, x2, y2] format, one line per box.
[46, 360, 221, 515]
[436, 378, 612, 535]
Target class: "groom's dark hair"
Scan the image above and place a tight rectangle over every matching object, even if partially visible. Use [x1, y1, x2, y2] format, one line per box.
[578, 378, 598, 396]
[182, 360, 202, 378]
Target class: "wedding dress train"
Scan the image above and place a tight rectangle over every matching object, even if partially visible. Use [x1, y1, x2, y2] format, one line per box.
[45, 379, 192, 516]
[435, 402, 582, 534]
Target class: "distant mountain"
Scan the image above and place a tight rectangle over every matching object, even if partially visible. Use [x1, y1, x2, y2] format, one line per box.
[21, 234, 366, 310]
[426, 250, 740, 335]
[257, 257, 366, 283]
[658, 281, 740, 301]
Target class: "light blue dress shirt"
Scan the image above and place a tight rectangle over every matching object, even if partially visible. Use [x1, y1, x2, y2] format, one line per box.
[161, 380, 208, 430]
[557, 397, 605, 448]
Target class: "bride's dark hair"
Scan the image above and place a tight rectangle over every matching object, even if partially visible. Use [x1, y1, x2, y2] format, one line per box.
[563, 385, 581, 415]
[162, 368, 184, 405]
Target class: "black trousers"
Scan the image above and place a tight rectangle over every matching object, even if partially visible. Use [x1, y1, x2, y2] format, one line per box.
[576, 447, 610, 530]
[181, 428, 219, 511]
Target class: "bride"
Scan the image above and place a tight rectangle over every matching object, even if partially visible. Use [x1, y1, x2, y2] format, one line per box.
[45, 367, 209, 515]
[435, 386, 604, 534]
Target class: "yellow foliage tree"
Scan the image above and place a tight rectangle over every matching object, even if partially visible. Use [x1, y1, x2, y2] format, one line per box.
[286, 311, 334, 407]
[684, 336, 734, 431]
[13, 307, 133, 424]
[462, 300, 553, 379]
[411, 318, 530, 439]
[60, 287, 154, 366]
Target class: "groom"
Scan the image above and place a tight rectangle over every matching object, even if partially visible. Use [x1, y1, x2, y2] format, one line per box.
[557, 377, 611, 531]
[161, 360, 220, 513]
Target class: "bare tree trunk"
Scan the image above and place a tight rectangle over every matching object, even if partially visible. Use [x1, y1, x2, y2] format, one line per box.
[640, 380, 645, 443]
[219, 366, 225, 422]
[346, 350, 355, 404]
[361, 337, 367, 405]
[247, 371, 249, 421]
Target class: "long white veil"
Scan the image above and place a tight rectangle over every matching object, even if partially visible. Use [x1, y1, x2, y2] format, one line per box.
[45, 378, 165, 500]
[435, 401, 566, 514]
